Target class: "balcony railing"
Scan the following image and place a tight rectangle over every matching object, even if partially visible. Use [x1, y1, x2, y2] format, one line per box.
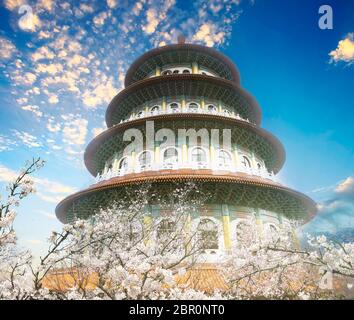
[116, 108, 252, 125]
[93, 162, 276, 185]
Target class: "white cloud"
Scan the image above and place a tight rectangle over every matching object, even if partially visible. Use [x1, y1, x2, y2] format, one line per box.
[38, 30, 52, 39]
[132, 1, 143, 16]
[4, 0, 26, 10]
[143, 9, 159, 34]
[142, 0, 176, 34]
[37, 0, 55, 12]
[46, 118, 61, 133]
[0, 135, 17, 152]
[62, 116, 88, 145]
[16, 97, 28, 104]
[12, 130, 42, 148]
[93, 11, 109, 26]
[38, 210, 56, 219]
[107, 0, 118, 9]
[81, 75, 119, 109]
[31, 46, 55, 62]
[13, 72, 37, 86]
[335, 176, 354, 196]
[192, 22, 225, 47]
[329, 33, 354, 65]
[92, 123, 106, 137]
[48, 94, 59, 104]
[0, 37, 17, 60]
[80, 3, 94, 13]
[36, 63, 63, 75]
[21, 105, 43, 118]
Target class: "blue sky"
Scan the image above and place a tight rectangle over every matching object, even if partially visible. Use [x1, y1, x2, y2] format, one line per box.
[0, 0, 353, 257]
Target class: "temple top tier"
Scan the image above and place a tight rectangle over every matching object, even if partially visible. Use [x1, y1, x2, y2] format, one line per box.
[124, 42, 241, 87]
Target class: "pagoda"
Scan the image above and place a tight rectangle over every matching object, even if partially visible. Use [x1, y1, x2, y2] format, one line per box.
[56, 38, 316, 257]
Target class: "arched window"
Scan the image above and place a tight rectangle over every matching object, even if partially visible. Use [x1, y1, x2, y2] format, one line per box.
[191, 147, 206, 163]
[268, 224, 279, 241]
[137, 111, 144, 118]
[157, 219, 175, 239]
[241, 155, 251, 168]
[207, 104, 217, 112]
[236, 221, 252, 245]
[257, 163, 262, 170]
[173, 69, 179, 74]
[150, 105, 160, 113]
[162, 70, 172, 75]
[188, 102, 199, 111]
[163, 147, 178, 164]
[223, 109, 231, 116]
[169, 102, 179, 111]
[119, 157, 129, 171]
[183, 69, 190, 74]
[128, 221, 143, 243]
[269, 224, 277, 234]
[198, 219, 219, 251]
[218, 150, 232, 165]
[138, 151, 151, 169]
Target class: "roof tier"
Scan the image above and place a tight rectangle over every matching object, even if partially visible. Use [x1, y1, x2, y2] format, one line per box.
[85, 115, 285, 176]
[55, 172, 317, 224]
[106, 74, 262, 127]
[125, 43, 241, 86]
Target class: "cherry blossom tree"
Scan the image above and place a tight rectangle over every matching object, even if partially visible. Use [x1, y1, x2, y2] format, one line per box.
[0, 159, 353, 300]
[223, 219, 353, 299]
[0, 158, 46, 299]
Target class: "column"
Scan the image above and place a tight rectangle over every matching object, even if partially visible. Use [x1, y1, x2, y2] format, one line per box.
[131, 151, 136, 172]
[182, 143, 188, 165]
[155, 66, 161, 76]
[254, 209, 264, 235]
[181, 95, 186, 111]
[277, 213, 283, 226]
[155, 144, 160, 166]
[162, 96, 167, 111]
[200, 97, 205, 110]
[233, 148, 239, 168]
[112, 154, 119, 173]
[222, 204, 231, 250]
[210, 144, 216, 168]
[192, 62, 199, 74]
[218, 101, 222, 113]
[251, 152, 258, 170]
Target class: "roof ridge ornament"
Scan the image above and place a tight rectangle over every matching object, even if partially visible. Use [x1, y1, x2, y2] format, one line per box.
[177, 34, 186, 44]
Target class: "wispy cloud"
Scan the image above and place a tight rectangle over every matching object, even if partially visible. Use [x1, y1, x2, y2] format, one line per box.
[38, 210, 56, 220]
[0, 36, 17, 60]
[0, 0, 245, 169]
[304, 176, 354, 234]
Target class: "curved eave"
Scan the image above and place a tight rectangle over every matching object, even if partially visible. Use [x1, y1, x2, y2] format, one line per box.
[125, 43, 241, 86]
[55, 172, 317, 224]
[85, 113, 285, 176]
[106, 74, 262, 127]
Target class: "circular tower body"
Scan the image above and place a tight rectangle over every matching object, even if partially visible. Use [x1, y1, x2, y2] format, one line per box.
[56, 42, 316, 260]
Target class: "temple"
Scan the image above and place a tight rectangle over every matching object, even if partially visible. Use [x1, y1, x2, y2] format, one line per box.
[55, 39, 317, 261]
